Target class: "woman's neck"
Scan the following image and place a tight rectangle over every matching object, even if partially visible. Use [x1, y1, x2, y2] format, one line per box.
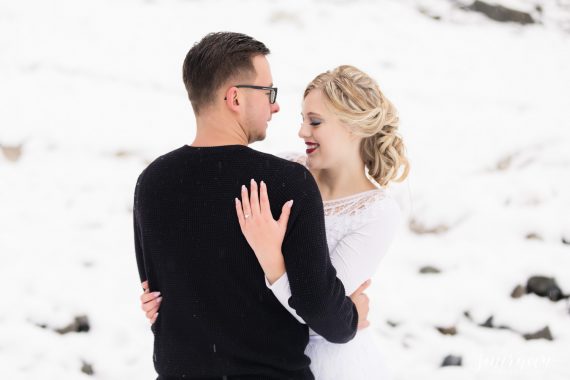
[311, 161, 377, 202]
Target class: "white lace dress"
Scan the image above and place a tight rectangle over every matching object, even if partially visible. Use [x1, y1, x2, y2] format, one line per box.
[266, 154, 402, 379]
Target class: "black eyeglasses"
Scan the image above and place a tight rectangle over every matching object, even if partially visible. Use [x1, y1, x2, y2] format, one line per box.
[225, 85, 278, 104]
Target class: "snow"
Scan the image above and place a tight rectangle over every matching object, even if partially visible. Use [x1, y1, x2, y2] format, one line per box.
[1, 0, 569, 378]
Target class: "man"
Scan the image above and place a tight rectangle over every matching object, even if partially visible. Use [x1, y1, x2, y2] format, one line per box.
[134, 32, 369, 380]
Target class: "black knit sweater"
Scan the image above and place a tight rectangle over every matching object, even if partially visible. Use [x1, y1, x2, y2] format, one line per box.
[133, 144, 358, 379]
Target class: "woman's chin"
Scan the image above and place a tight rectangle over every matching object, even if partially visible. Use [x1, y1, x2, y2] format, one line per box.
[306, 156, 322, 170]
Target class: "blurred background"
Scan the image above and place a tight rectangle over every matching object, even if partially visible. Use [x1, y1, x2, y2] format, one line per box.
[1, 0, 569, 378]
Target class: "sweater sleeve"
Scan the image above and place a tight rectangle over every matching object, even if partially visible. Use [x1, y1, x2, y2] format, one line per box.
[133, 170, 148, 284]
[278, 164, 357, 343]
[267, 197, 402, 327]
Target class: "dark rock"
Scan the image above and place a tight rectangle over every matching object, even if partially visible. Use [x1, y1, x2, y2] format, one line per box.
[496, 153, 514, 170]
[409, 219, 449, 235]
[467, 313, 517, 333]
[418, 6, 442, 21]
[386, 320, 399, 328]
[0, 144, 23, 162]
[467, 0, 535, 25]
[441, 355, 462, 367]
[56, 315, 90, 334]
[420, 266, 441, 274]
[511, 284, 526, 298]
[525, 232, 543, 241]
[497, 324, 514, 331]
[526, 276, 564, 302]
[480, 316, 494, 328]
[81, 361, 94, 376]
[114, 150, 133, 158]
[436, 326, 457, 336]
[523, 326, 553, 341]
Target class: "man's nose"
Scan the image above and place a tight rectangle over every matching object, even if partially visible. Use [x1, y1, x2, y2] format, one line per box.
[271, 101, 280, 114]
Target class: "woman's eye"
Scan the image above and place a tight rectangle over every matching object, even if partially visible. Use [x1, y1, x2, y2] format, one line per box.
[310, 120, 321, 126]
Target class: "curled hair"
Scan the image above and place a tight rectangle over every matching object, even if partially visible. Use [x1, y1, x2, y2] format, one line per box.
[304, 65, 409, 187]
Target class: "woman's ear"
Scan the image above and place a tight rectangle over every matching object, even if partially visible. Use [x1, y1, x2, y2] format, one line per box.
[345, 125, 361, 142]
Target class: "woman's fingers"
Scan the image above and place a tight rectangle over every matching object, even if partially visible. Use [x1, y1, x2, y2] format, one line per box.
[235, 198, 245, 230]
[358, 319, 370, 330]
[142, 296, 162, 313]
[259, 181, 271, 216]
[277, 200, 293, 230]
[146, 306, 159, 319]
[241, 184, 252, 221]
[140, 282, 161, 323]
[143, 297, 162, 319]
[141, 291, 161, 307]
[350, 279, 371, 298]
[249, 179, 260, 217]
[142, 296, 161, 312]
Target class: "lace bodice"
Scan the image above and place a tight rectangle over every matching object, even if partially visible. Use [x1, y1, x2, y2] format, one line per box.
[324, 189, 386, 217]
[323, 189, 390, 260]
[267, 153, 403, 331]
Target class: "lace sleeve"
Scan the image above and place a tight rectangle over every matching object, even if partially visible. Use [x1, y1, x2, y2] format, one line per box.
[329, 198, 402, 295]
[266, 196, 402, 323]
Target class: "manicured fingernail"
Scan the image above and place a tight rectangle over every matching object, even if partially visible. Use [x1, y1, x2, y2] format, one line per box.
[156, 297, 162, 303]
[235, 197, 239, 204]
[242, 185, 246, 192]
[251, 178, 255, 185]
[261, 180, 265, 186]
[288, 200, 294, 207]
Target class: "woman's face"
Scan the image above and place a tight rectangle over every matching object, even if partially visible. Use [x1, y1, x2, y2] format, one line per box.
[299, 89, 359, 170]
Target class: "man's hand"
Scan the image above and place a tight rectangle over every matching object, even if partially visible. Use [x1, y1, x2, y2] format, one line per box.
[350, 279, 371, 330]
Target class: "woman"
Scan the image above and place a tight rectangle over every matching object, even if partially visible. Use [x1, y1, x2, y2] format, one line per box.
[141, 65, 409, 379]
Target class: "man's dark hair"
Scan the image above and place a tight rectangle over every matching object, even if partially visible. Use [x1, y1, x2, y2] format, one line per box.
[182, 32, 270, 114]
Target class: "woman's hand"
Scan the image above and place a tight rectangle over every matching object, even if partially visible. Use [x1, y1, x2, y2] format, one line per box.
[141, 281, 161, 324]
[235, 179, 293, 284]
[350, 279, 371, 330]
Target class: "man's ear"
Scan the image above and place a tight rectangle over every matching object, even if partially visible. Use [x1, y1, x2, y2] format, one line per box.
[225, 87, 240, 111]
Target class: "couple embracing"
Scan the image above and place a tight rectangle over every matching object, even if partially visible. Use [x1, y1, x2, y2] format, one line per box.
[134, 31, 409, 380]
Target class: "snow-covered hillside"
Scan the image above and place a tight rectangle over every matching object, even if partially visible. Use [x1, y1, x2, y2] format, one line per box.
[1, 0, 568, 378]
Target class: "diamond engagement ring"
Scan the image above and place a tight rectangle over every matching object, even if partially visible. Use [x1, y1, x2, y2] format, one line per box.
[244, 214, 251, 219]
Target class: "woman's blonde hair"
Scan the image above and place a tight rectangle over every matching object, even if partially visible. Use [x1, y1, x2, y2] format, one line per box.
[304, 65, 409, 187]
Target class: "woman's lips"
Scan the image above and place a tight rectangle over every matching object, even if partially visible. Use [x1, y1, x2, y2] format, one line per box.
[306, 143, 319, 155]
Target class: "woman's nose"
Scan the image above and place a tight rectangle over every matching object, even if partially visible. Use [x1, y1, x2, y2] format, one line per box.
[298, 123, 310, 138]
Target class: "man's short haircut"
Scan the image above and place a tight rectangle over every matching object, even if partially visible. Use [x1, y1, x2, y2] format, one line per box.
[182, 32, 270, 114]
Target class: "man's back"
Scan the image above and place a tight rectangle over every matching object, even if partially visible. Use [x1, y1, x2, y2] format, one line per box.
[134, 144, 357, 379]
